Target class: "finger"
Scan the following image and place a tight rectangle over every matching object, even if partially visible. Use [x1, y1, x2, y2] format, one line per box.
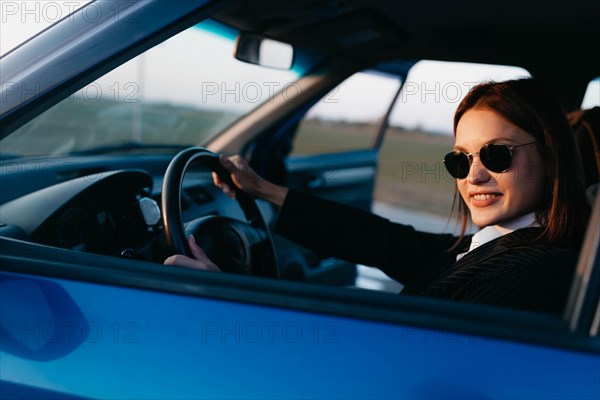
[212, 171, 228, 189]
[228, 156, 248, 188]
[212, 171, 221, 187]
[212, 174, 228, 192]
[212, 172, 236, 199]
[219, 154, 237, 173]
[164, 254, 211, 270]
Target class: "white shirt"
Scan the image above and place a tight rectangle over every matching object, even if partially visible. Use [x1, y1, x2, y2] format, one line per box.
[456, 213, 540, 260]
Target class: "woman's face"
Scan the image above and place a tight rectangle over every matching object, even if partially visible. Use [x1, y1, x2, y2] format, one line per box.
[454, 108, 545, 228]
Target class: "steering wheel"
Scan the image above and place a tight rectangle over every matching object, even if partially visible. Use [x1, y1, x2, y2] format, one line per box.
[161, 147, 279, 278]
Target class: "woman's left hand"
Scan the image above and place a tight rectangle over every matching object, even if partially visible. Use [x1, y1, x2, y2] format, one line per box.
[164, 235, 221, 272]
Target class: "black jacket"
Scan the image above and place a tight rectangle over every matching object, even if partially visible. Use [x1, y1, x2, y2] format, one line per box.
[275, 190, 577, 314]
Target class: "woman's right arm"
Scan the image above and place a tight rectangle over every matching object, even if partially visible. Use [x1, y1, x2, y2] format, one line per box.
[212, 154, 459, 283]
[273, 188, 458, 283]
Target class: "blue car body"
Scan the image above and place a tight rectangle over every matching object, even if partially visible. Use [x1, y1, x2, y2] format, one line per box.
[2, 270, 599, 399]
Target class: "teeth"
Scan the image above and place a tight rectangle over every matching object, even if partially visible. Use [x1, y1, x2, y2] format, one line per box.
[473, 194, 498, 200]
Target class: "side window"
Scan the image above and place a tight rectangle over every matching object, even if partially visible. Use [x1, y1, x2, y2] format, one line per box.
[375, 60, 530, 231]
[290, 71, 402, 155]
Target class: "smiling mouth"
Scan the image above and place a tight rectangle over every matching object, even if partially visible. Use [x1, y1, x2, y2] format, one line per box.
[472, 193, 500, 200]
[470, 192, 502, 207]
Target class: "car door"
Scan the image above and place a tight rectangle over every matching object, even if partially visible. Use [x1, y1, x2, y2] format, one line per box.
[283, 70, 403, 211]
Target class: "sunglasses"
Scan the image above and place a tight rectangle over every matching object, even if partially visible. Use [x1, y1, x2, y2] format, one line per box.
[443, 141, 537, 179]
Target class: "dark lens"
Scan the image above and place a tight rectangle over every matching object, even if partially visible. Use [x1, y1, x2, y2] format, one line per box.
[480, 144, 512, 172]
[444, 152, 470, 179]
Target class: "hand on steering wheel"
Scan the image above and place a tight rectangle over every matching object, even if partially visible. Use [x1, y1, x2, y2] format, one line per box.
[211, 154, 263, 199]
[164, 235, 221, 271]
[161, 147, 279, 278]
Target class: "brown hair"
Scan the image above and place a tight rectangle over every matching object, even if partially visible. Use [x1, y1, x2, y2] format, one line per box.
[451, 78, 588, 247]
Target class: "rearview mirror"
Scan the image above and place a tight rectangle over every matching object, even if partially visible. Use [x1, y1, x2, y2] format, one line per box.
[235, 32, 294, 70]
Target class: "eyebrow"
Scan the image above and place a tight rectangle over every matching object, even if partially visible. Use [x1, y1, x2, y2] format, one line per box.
[453, 137, 518, 151]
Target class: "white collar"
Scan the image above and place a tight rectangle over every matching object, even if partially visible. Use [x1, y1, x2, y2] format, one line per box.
[456, 213, 540, 260]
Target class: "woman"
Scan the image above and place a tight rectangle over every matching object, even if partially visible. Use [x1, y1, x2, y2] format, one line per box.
[165, 78, 589, 314]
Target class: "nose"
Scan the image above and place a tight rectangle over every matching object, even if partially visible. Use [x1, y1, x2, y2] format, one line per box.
[468, 154, 491, 184]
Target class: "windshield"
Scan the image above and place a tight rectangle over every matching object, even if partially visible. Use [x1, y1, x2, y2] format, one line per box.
[1, 20, 301, 157]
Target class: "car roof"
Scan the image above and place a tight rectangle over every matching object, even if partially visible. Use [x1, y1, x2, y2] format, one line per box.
[214, 0, 600, 108]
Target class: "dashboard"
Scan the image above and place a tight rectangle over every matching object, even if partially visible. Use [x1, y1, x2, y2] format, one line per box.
[0, 155, 262, 263]
[1, 170, 160, 261]
[0, 154, 345, 285]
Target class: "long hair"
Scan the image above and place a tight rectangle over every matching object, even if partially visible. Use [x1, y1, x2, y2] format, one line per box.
[451, 79, 588, 247]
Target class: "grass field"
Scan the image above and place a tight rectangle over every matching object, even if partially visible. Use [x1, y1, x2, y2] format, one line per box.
[2, 98, 240, 156]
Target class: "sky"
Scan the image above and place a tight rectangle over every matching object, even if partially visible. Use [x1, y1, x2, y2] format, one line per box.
[1, 0, 598, 136]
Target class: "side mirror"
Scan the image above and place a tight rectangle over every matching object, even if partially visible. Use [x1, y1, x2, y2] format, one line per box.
[235, 32, 294, 70]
